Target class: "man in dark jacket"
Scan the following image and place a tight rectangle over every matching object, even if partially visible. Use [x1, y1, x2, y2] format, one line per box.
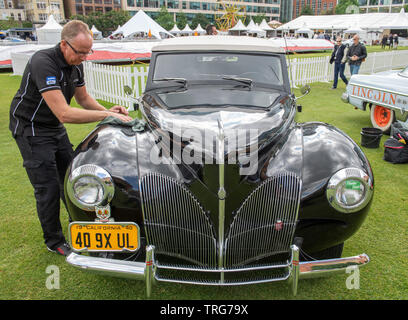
[9, 20, 132, 256]
[347, 35, 367, 75]
[330, 37, 348, 89]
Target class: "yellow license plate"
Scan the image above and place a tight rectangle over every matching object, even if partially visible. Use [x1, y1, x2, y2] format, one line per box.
[69, 222, 140, 252]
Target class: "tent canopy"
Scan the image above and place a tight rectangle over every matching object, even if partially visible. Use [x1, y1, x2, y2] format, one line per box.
[180, 25, 193, 34]
[229, 19, 247, 31]
[277, 10, 408, 31]
[246, 20, 263, 33]
[195, 24, 206, 34]
[38, 15, 62, 30]
[112, 10, 173, 39]
[380, 8, 408, 29]
[259, 19, 274, 31]
[170, 24, 180, 34]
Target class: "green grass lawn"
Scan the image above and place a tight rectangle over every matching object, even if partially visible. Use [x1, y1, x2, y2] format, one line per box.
[1, 72, 407, 300]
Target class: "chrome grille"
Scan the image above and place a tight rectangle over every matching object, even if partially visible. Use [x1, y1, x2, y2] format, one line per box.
[140, 173, 217, 267]
[225, 172, 301, 267]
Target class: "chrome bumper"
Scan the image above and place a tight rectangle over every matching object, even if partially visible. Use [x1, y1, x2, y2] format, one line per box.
[66, 246, 369, 297]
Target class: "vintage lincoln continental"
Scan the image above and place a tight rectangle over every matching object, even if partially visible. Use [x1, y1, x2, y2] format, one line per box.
[342, 65, 408, 133]
[65, 36, 372, 296]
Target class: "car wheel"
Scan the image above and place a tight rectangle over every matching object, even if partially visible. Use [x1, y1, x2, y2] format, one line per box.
[302, 243, 344, 261]
[370, 105, 395, 134]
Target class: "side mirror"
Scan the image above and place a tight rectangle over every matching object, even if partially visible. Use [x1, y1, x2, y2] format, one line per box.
[124, 85, 133, 96]
[300, 84, 311, 95]
[123, 85, 139, 111]
[295, 84, 311, 101]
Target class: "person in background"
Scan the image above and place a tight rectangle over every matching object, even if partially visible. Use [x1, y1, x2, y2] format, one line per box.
[393, 34, 399, 49]
[381, 34, 388, 49]
[388, 34, 393, 49]
[206, 24, 218, 35]
[347, 35, 367, 75]
[9, 20, 132, 256]
[329, 37, 349, 89]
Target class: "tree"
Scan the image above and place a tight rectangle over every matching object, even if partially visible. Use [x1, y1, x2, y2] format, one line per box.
[176, 11, 188, 30]
[191, 13, 209, 30]
[300, 5, 313, 15]
[156, 6, 174, 31]
[71, 10, 130, 34]
[252, 14, 266, 24]
[335, 0, 359, 14]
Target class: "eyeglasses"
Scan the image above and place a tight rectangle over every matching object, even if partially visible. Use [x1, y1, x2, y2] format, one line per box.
[65, 40, 94, 56]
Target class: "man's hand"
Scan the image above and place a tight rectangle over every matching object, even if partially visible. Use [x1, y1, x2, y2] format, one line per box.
[110, 105, 129, 116]
[107, 111, 133, 122]
[351, 55, 358, 61]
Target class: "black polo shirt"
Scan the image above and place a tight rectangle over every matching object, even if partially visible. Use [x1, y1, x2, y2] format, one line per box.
[9, 43, 85, 137]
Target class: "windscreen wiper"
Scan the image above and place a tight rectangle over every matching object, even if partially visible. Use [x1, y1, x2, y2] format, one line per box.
[154, 78, 187, 87]
[222, 76, 253, 88]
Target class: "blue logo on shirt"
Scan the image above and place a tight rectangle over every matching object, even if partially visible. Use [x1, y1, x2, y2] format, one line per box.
[46, 76, 56, 85]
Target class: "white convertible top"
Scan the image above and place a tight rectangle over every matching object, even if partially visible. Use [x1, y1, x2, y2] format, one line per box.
[152, 36, 285, 53]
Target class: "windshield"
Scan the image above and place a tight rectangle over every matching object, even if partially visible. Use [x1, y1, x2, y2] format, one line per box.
[153, 52, 284, 87]
[399, 66, 408, 77]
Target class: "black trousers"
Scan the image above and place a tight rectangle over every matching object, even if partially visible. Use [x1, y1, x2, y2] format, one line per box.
[14, 133, 74, 250]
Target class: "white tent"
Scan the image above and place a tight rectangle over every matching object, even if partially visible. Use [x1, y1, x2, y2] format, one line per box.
[194, 24, 206, 35]
[111, 10, 173, 40]
[36, 15, 62, 44]
[169, 24, 180, 36]
[228, 19, 247, 35]
[259, 19, 274, 31]
[344, 22, 364, 34]
[246, 20, 266, 37]
[91, 25, 103, 40]
[380, 8, 408, 29]
[295, 22, 314, 38]
[180, 24, 193, 35]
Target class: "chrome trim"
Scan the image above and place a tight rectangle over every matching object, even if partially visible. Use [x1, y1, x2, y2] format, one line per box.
[145, 245, 155, 298]
[66, 251, 370, 290]
[67, 164, 115, 212]
[326, 168, 374, 214]
[341, 92, 349, 104]
[217, 118, 226, 282]
[299, 253, 370, 279]
[140, 173, 217, 267]
[224, 172, 302, 267]
[289, 245, 299, 296]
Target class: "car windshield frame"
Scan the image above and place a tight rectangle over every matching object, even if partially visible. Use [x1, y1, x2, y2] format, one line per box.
[149, 51, 287, 91]
[398, 66, 408, 78]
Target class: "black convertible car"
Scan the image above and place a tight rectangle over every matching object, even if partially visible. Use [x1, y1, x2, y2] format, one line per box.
[65, 36, 372, 297]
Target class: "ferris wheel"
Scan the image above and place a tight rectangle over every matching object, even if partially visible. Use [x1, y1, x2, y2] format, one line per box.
[214, 0, 247, 31]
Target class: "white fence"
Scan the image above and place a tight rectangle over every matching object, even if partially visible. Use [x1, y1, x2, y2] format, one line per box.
[288, 50, 408, 87]
[83, 50, 408, 105]
[83, 62, 149, 109]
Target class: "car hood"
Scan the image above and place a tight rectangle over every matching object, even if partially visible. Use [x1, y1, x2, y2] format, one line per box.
[349, 69, 408, 94]
[141, 86, 294, 162]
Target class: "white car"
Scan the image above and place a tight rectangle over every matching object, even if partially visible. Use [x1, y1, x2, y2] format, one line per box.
[342, 66, 408, 133]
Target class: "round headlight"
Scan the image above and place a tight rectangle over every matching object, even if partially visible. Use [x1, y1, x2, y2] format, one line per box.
[326, 168, 373, 213]
[67, 164, 114, 211]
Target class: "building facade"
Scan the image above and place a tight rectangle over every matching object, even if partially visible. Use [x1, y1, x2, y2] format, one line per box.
[292, 0, 337, 19]
[63, 0, 121, 19]
[123, 0, 281, 24]
[0, 0, 26, 21]
[280, 0, 292, 22]
[358, 0, 407, 13]
[17, 0, 65, 23]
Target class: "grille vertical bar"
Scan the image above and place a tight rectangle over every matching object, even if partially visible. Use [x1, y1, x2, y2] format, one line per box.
[140, 173, 217, 267]
[224, 172, 301, 267]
